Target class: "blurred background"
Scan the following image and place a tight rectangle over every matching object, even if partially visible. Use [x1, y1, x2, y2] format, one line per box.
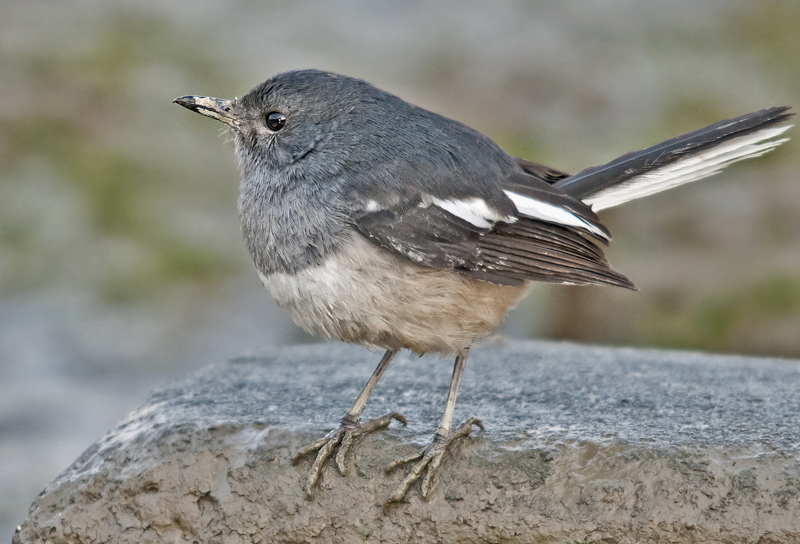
[1, 0, 798, 537]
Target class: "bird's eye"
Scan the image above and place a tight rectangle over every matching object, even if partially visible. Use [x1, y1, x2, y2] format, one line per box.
[266, 112, 286, 131]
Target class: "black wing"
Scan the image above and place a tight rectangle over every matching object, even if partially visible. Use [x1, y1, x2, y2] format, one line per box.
[352, 191, 635, 290]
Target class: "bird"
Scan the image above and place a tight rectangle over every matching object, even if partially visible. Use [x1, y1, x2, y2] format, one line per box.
[174, 69, 792, 509]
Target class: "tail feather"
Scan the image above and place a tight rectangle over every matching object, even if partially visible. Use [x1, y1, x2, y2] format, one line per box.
[554, 107, 793, 211]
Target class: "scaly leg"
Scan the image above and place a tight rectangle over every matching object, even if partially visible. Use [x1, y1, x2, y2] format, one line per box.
[293, 349, 406, 497]
[384, 348, 483, 511]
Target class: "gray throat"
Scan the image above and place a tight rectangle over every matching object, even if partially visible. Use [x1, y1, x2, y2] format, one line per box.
[238, 171, 345, 276]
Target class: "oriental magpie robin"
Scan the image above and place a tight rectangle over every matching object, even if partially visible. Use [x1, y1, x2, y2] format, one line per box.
[175, 69, 792, 508]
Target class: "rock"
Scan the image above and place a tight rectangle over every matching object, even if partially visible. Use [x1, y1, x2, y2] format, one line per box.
[13, 340, 800, 543]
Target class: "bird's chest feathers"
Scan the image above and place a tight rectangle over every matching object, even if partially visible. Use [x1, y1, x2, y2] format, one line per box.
[238, 175, 344, 275]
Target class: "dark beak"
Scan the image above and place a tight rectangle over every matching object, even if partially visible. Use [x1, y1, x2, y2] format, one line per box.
[173, 95, 236, 126]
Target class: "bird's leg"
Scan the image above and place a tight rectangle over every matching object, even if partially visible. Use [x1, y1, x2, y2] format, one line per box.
[384, 348, 483, 511]
[293, 349, 405, 497]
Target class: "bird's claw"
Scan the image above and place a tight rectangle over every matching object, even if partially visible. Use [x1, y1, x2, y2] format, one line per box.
[384, 417, 483, 512]
[293, 411, 406, 498]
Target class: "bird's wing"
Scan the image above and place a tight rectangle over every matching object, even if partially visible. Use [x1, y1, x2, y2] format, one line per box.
[350, 172, 634, 289]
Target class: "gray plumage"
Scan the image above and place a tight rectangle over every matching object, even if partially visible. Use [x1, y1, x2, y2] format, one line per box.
[174, 69, 792, 505]
[230, 71, 608, 279]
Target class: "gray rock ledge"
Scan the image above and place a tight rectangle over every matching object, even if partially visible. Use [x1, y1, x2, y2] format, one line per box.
[13, 340, 800, 544]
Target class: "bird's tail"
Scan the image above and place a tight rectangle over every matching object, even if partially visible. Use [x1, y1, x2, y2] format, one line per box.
[554, 107, 793, 211]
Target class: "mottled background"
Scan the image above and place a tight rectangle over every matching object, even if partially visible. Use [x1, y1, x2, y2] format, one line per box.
[1, 0, 798, 538]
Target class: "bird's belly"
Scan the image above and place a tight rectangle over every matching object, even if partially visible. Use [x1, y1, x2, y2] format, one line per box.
[258, 233, 530, 355]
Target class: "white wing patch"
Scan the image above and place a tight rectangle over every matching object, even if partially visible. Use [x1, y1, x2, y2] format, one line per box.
[585, 125, 793, 212]
[430, 197, 515, 228]
[503, 190, 609, 240]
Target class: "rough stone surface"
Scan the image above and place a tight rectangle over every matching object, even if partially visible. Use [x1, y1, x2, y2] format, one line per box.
[13, 340, 800, 543]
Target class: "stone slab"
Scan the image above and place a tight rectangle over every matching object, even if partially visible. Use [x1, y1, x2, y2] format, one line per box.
[13, 340, 800, 543]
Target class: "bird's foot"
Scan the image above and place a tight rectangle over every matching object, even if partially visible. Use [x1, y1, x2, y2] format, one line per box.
[293, 411, 406, 498]
[383, 417, 483, 512]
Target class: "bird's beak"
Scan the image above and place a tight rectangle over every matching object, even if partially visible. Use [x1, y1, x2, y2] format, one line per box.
[173, 95, 236, 127]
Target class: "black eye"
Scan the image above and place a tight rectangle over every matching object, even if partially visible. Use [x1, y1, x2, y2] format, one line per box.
[266, 112, 286, 131]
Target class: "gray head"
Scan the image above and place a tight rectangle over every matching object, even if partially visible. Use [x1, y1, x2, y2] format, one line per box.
[175, 69, 517, 274]
[177, 71, 384, 181]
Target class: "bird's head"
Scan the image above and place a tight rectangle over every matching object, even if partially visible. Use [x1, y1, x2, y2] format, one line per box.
[174, 69, 397, 182]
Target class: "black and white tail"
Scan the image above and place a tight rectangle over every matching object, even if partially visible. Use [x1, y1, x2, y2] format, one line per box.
[554, 107, 793, 211]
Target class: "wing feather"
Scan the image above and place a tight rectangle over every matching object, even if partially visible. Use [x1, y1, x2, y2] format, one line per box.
[353, 204, 634, 290]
